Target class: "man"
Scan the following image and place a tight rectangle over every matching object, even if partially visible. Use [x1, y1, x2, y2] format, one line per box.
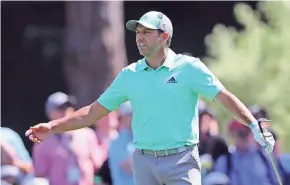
[214, 119, 279, 185]
[1, 141, 42, 185]
[94, 112, 119, 185]
[108, 101, 135, 185]
[32, 92, 103, 185]
[198, 107, 227, 158]
[203, 172, 230, 185]
[25, 11, 275, 185]
[0, 127, 32, 166]
[0, 132, 34, 185]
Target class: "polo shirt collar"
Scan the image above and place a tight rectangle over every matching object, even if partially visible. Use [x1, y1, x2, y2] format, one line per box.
[138, 48, 177, 71]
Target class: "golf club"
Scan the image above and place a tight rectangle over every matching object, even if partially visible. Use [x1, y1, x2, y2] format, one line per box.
[257, 118, 283, 185]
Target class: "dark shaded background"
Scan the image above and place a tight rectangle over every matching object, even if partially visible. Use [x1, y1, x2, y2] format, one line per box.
[1, 1, 256, 153]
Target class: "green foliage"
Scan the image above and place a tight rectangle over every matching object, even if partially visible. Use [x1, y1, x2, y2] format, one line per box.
[203, 1, 290, 152]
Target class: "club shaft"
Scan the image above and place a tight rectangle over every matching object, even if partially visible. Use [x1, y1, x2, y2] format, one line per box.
[267, 153, 283, 185]
[258, 120, 283, 185]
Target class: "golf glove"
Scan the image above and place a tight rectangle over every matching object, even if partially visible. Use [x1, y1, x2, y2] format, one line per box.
[250, 121, 275, 153]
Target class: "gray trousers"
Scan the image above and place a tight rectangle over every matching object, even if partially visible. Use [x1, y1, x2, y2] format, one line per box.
[132, 146, 201, 185]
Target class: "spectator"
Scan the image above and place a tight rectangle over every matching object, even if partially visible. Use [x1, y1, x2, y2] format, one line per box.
[199, 106, 219, 138]
[1, 141, 40, 185]
[33, 92, 102, 185]
[268, 129, 290, 185]
[198, 103, 228, 162]
[214, 119, 279, 185]
[108, 101, 134, 185]
[0, 127, 32, 163]
[200, 154, 214, 181]
[1, 165, 23, 185]
[203, 171, 230, 185]
[1, 141, 18, 166]
[94, 111, 120, 185]
[249, 104, 290, 184]
[249, 104, 269, 120]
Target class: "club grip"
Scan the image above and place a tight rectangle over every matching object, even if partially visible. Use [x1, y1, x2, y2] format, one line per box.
[257, 120, 264, 134]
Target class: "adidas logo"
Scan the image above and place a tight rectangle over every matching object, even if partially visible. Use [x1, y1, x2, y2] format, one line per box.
[167, 77, 177, 83]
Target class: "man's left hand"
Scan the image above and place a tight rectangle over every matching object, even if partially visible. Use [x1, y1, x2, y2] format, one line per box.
[250, 121, 275, 153]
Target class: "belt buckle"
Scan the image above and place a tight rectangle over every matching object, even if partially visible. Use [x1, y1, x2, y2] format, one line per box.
[164, 149, 169, 156]
[154, 150, 157, 157]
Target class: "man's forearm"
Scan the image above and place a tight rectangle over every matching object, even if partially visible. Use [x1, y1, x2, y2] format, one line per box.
[50, 102, 108, 133]
[216, 89, 256, 127]
[49, 105, 93, 133]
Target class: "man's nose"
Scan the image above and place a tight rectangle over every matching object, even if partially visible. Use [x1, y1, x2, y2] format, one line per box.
[137, 33, 145, 41]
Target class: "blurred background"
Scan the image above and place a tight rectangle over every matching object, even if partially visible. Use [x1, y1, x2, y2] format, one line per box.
[1, 1, 290, 185]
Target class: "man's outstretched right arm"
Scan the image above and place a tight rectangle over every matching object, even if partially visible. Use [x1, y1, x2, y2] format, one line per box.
[50, 101, 110, 133]
[26, 69, 128, 143]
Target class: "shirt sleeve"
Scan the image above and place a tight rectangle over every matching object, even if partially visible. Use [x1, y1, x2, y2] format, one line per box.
[188, 58, 224, 101]
[97, 69, 128, 111]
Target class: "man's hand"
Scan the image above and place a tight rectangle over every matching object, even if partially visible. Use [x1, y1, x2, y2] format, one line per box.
[215, 89, 275, 153]
[250, 121, 275, 153]
[25, 123, 53, 144]
[25, 102, 110, 143]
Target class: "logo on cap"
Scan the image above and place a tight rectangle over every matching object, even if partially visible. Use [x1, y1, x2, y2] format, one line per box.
[141, 15, 148, 20]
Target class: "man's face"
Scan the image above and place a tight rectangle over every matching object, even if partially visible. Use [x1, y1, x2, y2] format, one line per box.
[48, 109, 66, 120]
[47, 106, 74, 121]
[135, 24, 166, 56]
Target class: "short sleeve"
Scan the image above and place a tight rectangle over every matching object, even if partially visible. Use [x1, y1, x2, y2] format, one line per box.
[97, 69, 128, 111]
[188, 58, 224, 100]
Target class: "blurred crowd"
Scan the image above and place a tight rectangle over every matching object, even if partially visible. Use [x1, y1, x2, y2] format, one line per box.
[1, 92, 290, 185]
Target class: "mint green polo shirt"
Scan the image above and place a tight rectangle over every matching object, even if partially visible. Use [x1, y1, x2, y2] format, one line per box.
[97, 49, 224, 150]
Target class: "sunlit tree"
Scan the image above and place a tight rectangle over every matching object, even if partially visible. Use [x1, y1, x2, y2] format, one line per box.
[63, 1, 127, 107]
[204, 1, 290, 152]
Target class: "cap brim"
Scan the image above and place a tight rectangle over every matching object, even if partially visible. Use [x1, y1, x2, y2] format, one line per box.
[126, 20, 159, 31]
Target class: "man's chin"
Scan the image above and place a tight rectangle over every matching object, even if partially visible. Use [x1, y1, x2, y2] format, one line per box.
[139, 51, 147, 56]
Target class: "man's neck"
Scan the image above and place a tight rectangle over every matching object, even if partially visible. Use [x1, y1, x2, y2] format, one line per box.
[145, 48, 168, 70]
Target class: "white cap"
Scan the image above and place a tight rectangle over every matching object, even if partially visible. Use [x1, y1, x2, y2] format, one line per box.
[126, 11, 173, 38]
[45, 92, 76, 114]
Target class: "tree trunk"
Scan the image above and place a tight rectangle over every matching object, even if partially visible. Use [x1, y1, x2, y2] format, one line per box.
[63, 1, 127, 107]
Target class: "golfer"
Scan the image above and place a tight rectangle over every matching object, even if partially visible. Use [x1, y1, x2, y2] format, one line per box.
[26, 11, 275, 185]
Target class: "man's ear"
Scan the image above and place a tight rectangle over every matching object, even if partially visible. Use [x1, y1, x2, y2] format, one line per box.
[163, 32, 169, 40]
[161, 32, 169, 45]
